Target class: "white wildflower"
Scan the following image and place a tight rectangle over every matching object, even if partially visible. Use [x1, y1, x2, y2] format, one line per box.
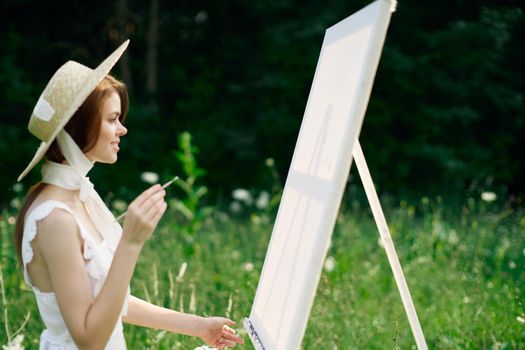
[141, 171, 159, 184]
[229, 201, 242, 214]
[368, 264, 380, 277]
[195, 11, 208, 24]
[244, 262, 254, 272]
[255, 191, 270, 209]
[414, 256, 431, 265]
[509, 261, 516, 269]
[481, 191, 497, 202]
[10, 198, 21, 210]
[176, 262, 187, 282]
[324, 256, 336, 272]
[3, 334, 24, 350]
[232, 188, 252, 205]
[111, 199, 127, 212]
[231, 250, 241, 260]
[12, 183, 23, 193]
[265, 158, 275, 167]
[463, 296, 471, 304]
[517, 315, 525, 324]
[448, 230, 459, 245]
[7, 216, 16, 225]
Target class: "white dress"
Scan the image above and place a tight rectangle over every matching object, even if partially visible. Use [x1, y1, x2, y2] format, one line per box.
[22, 200, 129, 349]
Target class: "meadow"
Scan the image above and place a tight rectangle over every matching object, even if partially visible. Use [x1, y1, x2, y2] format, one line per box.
[1, 186, 524, 349]
[1, 1, 523, 348]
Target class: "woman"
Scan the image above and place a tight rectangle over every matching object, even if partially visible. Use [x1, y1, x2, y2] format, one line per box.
[14, 40, 244, 349]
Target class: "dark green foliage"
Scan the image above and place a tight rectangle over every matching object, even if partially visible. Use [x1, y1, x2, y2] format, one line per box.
[1, 0, 524, 206]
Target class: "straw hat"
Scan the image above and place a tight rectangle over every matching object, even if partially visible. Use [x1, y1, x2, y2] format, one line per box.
[17, 40, 130, 182]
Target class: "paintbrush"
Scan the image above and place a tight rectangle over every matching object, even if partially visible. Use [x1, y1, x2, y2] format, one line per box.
[114, 176, 179, 222]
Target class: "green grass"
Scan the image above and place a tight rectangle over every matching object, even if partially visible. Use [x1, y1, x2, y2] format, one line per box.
[1, 196, 524, 349]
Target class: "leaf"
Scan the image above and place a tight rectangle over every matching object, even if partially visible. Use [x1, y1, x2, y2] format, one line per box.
[194, 186, 208, 199]
[171, 199, 194, 221]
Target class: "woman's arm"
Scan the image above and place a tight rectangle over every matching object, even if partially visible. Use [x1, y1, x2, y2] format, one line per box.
[123, 295, 244, 348]
[37, 185, 167, 349]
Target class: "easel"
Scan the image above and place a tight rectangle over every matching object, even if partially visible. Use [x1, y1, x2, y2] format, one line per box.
[353, 140, 428, 349]
[244, 1, 429, 348]
[245, 141, 429, 349]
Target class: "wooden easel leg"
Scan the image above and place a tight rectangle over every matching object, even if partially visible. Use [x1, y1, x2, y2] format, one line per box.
[352, 140, 428, 350]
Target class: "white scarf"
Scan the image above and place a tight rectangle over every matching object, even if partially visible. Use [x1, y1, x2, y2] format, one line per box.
[41, 130, 122, 252]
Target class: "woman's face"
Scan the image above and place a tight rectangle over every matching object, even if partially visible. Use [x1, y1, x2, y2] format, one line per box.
[85, 91, 127, 163]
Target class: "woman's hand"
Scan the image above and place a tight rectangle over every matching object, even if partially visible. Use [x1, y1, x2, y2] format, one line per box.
[122, 184, 167, 246]
[199, 317, 244, 349]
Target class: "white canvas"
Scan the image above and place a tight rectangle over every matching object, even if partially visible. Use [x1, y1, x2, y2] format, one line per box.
[245, 1, 396, 349]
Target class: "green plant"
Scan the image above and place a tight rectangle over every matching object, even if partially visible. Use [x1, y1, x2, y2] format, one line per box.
[1, 267, 30, 349]
[169, 132, 213, 236]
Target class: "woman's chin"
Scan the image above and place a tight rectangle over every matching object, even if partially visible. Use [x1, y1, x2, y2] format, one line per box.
[95, 155, 118, 164]
[85, 151, 118, 164]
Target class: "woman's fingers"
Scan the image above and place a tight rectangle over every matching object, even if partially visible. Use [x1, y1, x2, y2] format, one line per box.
[214, 326, 244, 348]
[149, 202, 167, 225]
[217, 339, 238, 348]
[143, 194, 166, 221]
[224, 340, 238, 348]
[140, 189, 166, 211]
[139, 189, 166, 224]
[224, 319, 236, 327]
[223, 325, 235, 334]
[221, 330, 244, 345]
[122, 184, 167, 245]
[134, 184, 163, 207]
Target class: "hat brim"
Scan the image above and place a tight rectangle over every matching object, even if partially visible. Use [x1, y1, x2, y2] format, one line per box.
[17, 40, 129, 182]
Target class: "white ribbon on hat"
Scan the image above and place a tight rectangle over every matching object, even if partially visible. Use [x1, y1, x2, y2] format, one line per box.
[40, 130, 122, 252]
[33, 96, 55, 122]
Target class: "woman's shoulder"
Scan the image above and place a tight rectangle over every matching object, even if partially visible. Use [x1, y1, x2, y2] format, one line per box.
[26, 202, 76, 232]
[22, 191, 82, 259]
[35, 207, 79, 242]
[23, 199, 84, 272]
[28, 185, 77, 213]
[25, 189, 78, 225]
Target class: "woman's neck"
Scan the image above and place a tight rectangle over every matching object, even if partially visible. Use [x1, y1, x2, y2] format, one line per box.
[39, 183, 80, 203]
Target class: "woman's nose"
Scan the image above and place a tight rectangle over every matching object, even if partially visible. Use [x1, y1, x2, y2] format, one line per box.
[117, 120, 128, 136]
